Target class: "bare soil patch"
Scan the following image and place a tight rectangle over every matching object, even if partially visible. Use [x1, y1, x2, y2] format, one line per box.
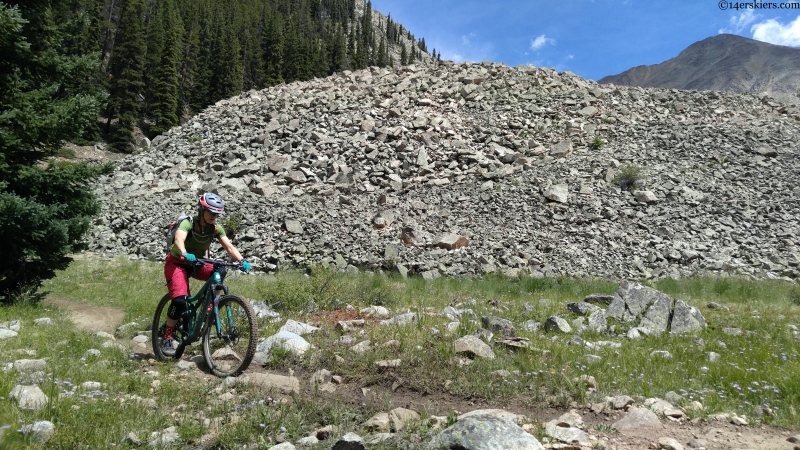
[44, 296, 126, 334]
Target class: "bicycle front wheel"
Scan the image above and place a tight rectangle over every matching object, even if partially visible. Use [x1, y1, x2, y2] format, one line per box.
[202, 294, 258, 377]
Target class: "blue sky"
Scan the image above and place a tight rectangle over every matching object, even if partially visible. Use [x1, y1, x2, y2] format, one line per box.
[370, 0, 800, 81]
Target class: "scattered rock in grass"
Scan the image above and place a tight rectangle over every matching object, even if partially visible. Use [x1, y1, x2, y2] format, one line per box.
[330, 432, 366, 450]
[707, 352, 721, 362]
[544, 316, 572, 333]
[254, 331, 311, 362]
[494, 336, 530, 349]
[650, 350, 672, 359]
[458, 409, 528, 425]
[567, 302, 601, 316]
[612, 395, 635, 410]
[706, 302, 729, 311]
[33, 318, 53, 326]
[360, 306, 390, 317]
[426, 414, 545, 450]
[454, 335, 496, 359]
[14, 359, 47, 373]
[350, 340, 371, 354]
[363, 412, 391, 432]
[19, 420, 55, 443]
[545, 416, 588, 444]
[664, 391, 683, 404]
[0, 320, 21, 332]
[612, 406, 664, 431]
[243, 372, 300, 394]
[279, 319, 319, 335]
[148, 426, 181, 448]
[723, 327, 743, 336]
[389, 407, 420, 432]
[379, 312, 417, 326]
[336, 319, 366, 332]
[296, 435, 319, 446]
[374, 359, 401, 368]
[481, 316, 515, 336]
[584, 294, 614, 305]
[606, 282, 707, 335]
[0, 329, 17, 339]
[521, 302, 536, 316]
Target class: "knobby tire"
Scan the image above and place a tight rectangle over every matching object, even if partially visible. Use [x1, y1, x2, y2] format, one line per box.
[202, 294, 258, 377]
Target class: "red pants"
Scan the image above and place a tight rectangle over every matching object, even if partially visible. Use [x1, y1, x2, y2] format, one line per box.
[164, 254, 214, 299]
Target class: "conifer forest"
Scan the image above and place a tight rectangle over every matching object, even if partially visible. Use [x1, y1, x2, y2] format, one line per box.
[14, 0, 434, 152]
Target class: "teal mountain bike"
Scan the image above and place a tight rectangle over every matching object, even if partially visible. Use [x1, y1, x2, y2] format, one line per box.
[152, 259, 258, 377]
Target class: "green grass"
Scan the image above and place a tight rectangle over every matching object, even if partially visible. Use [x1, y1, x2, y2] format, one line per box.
[0, 257, 798, 447]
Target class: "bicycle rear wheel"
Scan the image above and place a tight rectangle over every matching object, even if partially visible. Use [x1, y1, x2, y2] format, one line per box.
[152, 293, 185, 360]
[202, 294, 258, 377]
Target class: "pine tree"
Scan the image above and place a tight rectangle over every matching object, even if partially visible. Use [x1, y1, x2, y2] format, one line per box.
[209, 19, 243, 101]
[148, 0, 183, 134]
[400, 41, 407, 66]
[106, 0, 146, 152]
[263, 12, 285, 86]
[0, 1, 113, 302]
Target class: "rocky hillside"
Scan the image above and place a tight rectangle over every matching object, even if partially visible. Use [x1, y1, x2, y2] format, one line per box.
[599, 34, 800, 106]
[87, 60, 800, 281]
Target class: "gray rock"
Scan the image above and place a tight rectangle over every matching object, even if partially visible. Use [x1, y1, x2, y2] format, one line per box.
[670, 300, 707, 334]
[330, 432, 365, 450]
[658, 437, 685, 450]
[633, 190, 658, 203]
[545, 419, 588, 444]
[544, 316, 572, 333]
[279, 319, 319, 336]
[544, 184, 569, 203]
[426, 414, 545, 450]
[13, 359, 46, 373]
[639, 296, 672, 335]
[481, 316, 516, 336]
[255, 330, 310, 357]
[10, 385, 48, 410]
[612, 406, 663, 431]
[549, 140, 573, 158]
[567, 302, 601, 316]
[284, 219, 304, 234]
[454, 335, 496, 359]
[85, 62, 800, 285]
[20, 420, 55, 443]
[148, 426, 181, 448]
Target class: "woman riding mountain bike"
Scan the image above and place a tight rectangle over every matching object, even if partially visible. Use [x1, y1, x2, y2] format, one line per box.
[162, 192, 251, 356]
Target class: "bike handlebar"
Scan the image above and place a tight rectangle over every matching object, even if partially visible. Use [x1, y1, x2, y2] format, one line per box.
[186, 258, 247, 271]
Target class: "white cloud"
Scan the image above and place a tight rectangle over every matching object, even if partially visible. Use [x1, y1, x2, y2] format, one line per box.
[461, 33, 476, 46]
[751, 15, 800, 46]
[530, 34, 555, 50]
[719, 10, 758, 34]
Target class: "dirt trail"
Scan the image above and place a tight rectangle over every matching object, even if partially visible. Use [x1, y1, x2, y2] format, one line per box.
[44, 296, 125, 334]
[42, 295, 798, 449]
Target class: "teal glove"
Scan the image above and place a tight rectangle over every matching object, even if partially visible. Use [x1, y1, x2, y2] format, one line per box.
[241, 260, 251, 273]
[181, 252, 196, 262]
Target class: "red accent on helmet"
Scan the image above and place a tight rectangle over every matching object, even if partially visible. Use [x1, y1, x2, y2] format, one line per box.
[198, 192, 225, 214]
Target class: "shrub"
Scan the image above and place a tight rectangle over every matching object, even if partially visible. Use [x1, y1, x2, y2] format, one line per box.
[591, 135, 605, 149]
[221, 212, 243, 241]
[612, 164, 641, 191]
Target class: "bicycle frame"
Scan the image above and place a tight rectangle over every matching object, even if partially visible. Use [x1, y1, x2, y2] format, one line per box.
[179, 260, 235, 346]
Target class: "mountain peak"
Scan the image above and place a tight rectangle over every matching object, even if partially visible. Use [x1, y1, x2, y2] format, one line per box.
[600, 34, 800, 105]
